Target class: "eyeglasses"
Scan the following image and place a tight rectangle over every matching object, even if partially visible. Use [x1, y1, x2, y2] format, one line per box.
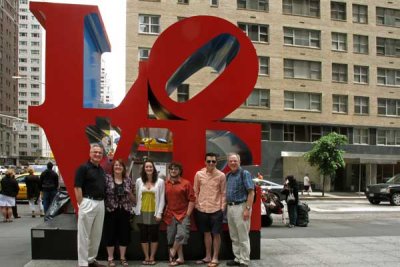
[206, 160, 217, 164]
[169, 168, 179, 171]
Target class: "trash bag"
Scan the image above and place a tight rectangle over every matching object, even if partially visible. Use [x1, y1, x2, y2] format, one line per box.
[296, 202, 310, 227]
[44, 190, 70, 221]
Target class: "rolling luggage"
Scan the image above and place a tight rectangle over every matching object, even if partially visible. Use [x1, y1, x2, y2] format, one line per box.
[296, 202, 310, 227]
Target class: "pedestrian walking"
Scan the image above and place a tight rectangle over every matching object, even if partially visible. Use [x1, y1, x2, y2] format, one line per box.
[281, 175, 299, 228]
[303, 174, 311, 195]
[0, 169, 19, 222]
[40, 162, 59, 213]
[25, 167, 44, 217]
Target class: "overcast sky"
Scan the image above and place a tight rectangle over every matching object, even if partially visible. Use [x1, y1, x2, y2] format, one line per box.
[37, 0, 126, 105]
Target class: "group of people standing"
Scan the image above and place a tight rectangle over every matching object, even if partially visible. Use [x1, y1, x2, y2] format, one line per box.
[75, 144, 255, 267]
[0, 162, 59, 222]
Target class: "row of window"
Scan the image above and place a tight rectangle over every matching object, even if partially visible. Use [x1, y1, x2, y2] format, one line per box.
[18, 134, 39, 139]
[18, 41, 40, 46]
[18, 100, 40, 106]
[18, 92, 40, 97]
[18, 143, 40, 148]
[260, 123, 400, 146]
[19, 24, 40, 30]
[19, 32, 40, 38]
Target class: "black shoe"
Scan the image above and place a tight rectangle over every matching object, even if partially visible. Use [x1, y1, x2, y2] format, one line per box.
[89, 260, 106, 267]
[227, 260, 240, 266]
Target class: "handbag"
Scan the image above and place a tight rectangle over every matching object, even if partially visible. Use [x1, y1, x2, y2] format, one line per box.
[287, 189, 295, 204]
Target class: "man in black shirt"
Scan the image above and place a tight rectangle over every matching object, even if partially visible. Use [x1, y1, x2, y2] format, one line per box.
[75, 144, 106, 267]
[39, 162, 59, 213]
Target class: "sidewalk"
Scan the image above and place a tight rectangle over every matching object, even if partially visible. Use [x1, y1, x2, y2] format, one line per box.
[299, 191, 366, 201]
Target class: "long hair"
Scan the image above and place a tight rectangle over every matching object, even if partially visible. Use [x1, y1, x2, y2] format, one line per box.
[286, 175, 297, 187]
[5, 169, 15, 179]
[111, 159, 127, 179]
[140, 159, 158, 183]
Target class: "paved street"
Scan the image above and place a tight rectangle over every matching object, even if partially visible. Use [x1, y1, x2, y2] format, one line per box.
[1, 196, 399, 267]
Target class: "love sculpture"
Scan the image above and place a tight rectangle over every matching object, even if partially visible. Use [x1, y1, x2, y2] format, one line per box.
[28, 2, 261, 229]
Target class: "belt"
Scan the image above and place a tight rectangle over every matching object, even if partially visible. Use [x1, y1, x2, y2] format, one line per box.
[83, 195, 104, 201]
[227, 201, 245, 206]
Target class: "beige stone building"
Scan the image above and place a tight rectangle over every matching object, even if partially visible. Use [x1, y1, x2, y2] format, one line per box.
[126, 0, 400, 192]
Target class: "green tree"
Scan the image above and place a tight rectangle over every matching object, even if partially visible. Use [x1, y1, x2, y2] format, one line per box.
[304, 132, 348, 196]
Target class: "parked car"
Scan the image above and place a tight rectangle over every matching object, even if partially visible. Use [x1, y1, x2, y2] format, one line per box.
[365, 174, 400, 206]
[0, 165, 7, 175]
[253, 178, 284, 200]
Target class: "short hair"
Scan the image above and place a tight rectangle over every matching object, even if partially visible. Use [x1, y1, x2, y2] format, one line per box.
[227, 152, 241, 162]
[90, 143, 103, 151]
[47, 162, 53, 169]
[5, 169, 15, 177]
[140, 159, 158, 183]
[27, 167, 35, 175]
[111, 159, 127, 179]
[205, 152, 218, 160]
[168, 161, 183, 176]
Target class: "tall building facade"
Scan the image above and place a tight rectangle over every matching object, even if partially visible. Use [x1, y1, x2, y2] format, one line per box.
[17, 0, 50, 164]
[100, 58, 112, 105]
[126, 0, 400, 191]
[0, 0, 19, 165]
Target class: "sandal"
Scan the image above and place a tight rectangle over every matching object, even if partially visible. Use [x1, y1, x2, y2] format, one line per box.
[169, 248, 176, 263]
[108, 259, 116, 267]
[207, 262, 219, 267]
[120, 259, 129, 266]
[196, 259, 211, 264]
[142, 261, 149, 265]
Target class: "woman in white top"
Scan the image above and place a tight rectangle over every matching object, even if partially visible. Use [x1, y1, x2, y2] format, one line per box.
[135, 159, 165, 265]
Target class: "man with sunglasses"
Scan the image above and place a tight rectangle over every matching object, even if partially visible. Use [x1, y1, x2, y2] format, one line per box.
[193, 153, 226, 267]
[163, 162, 195, 266]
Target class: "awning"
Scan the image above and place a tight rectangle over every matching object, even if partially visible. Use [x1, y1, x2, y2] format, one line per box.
[281, 151, 400, 164]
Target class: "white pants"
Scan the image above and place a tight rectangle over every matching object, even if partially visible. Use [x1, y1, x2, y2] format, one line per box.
[28, 197, 43, 213]
[77, 198, 105, 266]
[227, 204, 251, 265]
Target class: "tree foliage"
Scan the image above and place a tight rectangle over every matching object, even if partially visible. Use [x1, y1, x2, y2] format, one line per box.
[304, 132, 348, 176]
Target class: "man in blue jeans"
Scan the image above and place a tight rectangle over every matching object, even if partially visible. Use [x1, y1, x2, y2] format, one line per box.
[39, 162, 59, 213]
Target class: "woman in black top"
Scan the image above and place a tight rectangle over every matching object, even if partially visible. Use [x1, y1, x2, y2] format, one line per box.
[25, 167, 44, 218]
[281, 175, 299, 228]
[0, 169, 19, 222]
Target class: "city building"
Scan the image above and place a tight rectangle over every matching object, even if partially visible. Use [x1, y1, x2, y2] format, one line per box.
[100, 58, 112, 106]
[16, 0, 51, 164]
[0, 0, 19, 165]
[126, 0, 400, 191]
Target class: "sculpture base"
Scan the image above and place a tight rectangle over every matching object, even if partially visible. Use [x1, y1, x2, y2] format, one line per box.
[31, 214, 260, 260]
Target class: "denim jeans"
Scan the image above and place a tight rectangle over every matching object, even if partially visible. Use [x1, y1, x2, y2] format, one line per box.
[287, 203, 297, 226]
[42, 190, 57, 213]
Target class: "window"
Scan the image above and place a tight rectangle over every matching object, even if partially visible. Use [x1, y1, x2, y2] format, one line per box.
[352, 4, 368, 24]
[284, 27, 320, 48]
[258, 56, 269, 75]
[376, 37, 400, 57]
[31, 58, 40, 64]
[284, 124, 295, 141]
[19, 24, 27, 29]
[19, 32, 27, 37]
[284, 91, 321, 111]
[31, 50, 40, 55]
[31, 126, 39, 131]
[19, 66, 27, 72]
[31, 67, 39, 72]
[237, 0, 268, 11]
[31, 84, 39, 89]
[284, 59, 321, 80]
[354, 96, 369, 115]
[353, 128, 369, 144]
[261, 123, 270, 140]
[282, 0, 320, 18]
[138, 14, 160, 34]
[177, 0, 188, 4]
[31, 33, 40, 38]
[19, 134, 27, 139]
[210, 0, 218, 6]
[19, 41, 27, 46]
[332, 63, 348, 82]
[283, 125, 314, 142]
[378, 98, 400, 116]
[19, 143, 28, 148]
[311, 126, 322, 141]
[353, 35, 368, 54]
[354, 65, 369, 84]
[18, 92, 27, 97]
[331, 32, 347, 51]
[18, 100, 27, 105]
[19, 15, 28, 20]
[31, 92, 39, 97]
[138, 47, 151, 61]
[377, 68, 400, 87]
[30, 101, 39, 106]
[19, 49, 27, 55]
[332, 94, 348, 113]
[31, 135, 39, 140]
[31, 25, 40, 30]
[331, 1, 346, 21]
[238, 23, 268, 43]
[176, 84, 189, 102]
[18, 58, 27, 63]
[376, 7, 400, 27]
[377, 129, 400, 146]
[244, 89, 269, 108]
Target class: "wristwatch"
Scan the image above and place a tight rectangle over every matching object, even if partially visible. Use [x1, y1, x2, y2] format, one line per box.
[245, 205, 251, 210]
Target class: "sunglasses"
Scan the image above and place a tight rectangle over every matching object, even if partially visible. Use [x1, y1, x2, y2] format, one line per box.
[206, 160, 217, 164]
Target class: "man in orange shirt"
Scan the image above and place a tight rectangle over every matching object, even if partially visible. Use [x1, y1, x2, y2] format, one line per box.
[193, 153, 226, 267]
[163, 162, 196, 266]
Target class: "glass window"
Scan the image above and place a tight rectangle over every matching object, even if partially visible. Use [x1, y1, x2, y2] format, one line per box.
[210, 0, 219, 6]
[378, 98, 400, 116]
[284, 27, 320, 48]
[244, 89, 270, 108]
[376, 37, 400, 57]
[376, 7, 400, 27]
[354, 65, 369, 84]
[237, 0, 268, 12]
[331, 1, 346, 21]
[238, 23, 269, 42]
[353, 128, 369, 144]
[352, 4, 368, 24]
[331, 32, 347, 51]
[284, 59, 321, 80]
[177, 84, 189, 102]
[284, 91, 321, 111]
[138, 47, 151, 61]
[332, 63, 348, 82]
[261, 123, 270, 140]
[258, 56, 269, 75]
[377, 68, 400, 87]
[354, 96, 369, 115]
[332, 94, 348, 113]
[353, 35, 368, 54]
[138, 14, 160, 34]
[282, 0, 320, 18]
[177, 0, 189, 4]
